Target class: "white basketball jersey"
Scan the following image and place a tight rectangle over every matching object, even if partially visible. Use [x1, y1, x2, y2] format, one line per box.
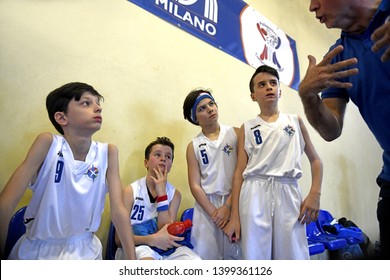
[130, 177, 176, 225]
[243, 114, 305, 179]
[192, 125, 237, 195]
[24, 134, 109, 239]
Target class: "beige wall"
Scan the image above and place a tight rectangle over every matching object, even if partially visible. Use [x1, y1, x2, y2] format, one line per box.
[0, 0, 382, 254]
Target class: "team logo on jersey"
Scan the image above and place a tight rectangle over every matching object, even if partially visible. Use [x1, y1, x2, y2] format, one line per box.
[85, 164, 99, 182]
[283, 124, 295, 137]
[222, 143, 233, 156]
[57, 150, 63, 157]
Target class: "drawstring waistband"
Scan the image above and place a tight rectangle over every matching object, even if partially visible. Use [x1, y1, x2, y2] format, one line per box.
[245, 175, 298, 217]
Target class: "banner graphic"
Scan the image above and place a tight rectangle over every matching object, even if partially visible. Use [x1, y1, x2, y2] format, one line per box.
[128, 0, 300, 90]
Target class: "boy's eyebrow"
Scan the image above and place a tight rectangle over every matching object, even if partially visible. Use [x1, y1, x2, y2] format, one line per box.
[80, 94, 96, 99]
[257, 78, 278, 84]
[153, 149, 172, 155]
[80, 94, 101, 103]
[197, 104, 206, 111]
[197, 100, 214, 110]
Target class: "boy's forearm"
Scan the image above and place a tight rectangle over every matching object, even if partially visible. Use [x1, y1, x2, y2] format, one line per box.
[191, 186, 216, 217]
[310, 158, 323, 196]
[122, 236, 136, 260]
[134, 234, 154, 247]
[230, 175, 243, 219]
[0, 200, 17, 259]
[111, 209, 136, 260]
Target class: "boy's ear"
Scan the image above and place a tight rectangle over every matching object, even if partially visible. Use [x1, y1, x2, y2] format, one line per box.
[144, 158, 148, 169]
[54, 112, 67, 126]
[250, 93, 256, 101]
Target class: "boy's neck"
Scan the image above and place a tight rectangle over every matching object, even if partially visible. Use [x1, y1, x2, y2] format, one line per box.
[145, 177, 158, 197]
[201, 123, 220, 140]
[259, 110, 279, 123]
[145, 180, 158, 202]
[63, 134, 92, 161]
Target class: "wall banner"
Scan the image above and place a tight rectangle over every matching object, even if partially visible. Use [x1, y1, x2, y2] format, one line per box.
[128, 0, 300, 90]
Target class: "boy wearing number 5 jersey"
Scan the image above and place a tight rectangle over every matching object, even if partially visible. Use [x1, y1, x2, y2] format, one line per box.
[223, 65, 323, 259]
[115, 137, 200, 260]
[183, 89, 239, 259]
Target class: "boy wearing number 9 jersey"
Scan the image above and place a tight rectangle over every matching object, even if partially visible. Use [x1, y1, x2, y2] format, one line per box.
[0, 82, 136, 260]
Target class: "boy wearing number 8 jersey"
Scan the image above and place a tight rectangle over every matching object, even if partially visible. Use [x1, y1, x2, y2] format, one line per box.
[223, 65, 323, 259]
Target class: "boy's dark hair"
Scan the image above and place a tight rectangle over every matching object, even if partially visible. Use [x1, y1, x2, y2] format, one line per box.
[183, 88, 214, 126]
[46, 82, 104, 135]
[249, 65, 280, 93]
[145, 137, 175, 162]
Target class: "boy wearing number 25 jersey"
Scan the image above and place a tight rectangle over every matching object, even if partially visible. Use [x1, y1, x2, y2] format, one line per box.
[115, 137, 200, 260]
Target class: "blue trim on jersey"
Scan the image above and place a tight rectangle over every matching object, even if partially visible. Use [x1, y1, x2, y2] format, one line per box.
[132, 218, 158, 235]
[157, 205, 169, 212]
[132, 218, 193, 256]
